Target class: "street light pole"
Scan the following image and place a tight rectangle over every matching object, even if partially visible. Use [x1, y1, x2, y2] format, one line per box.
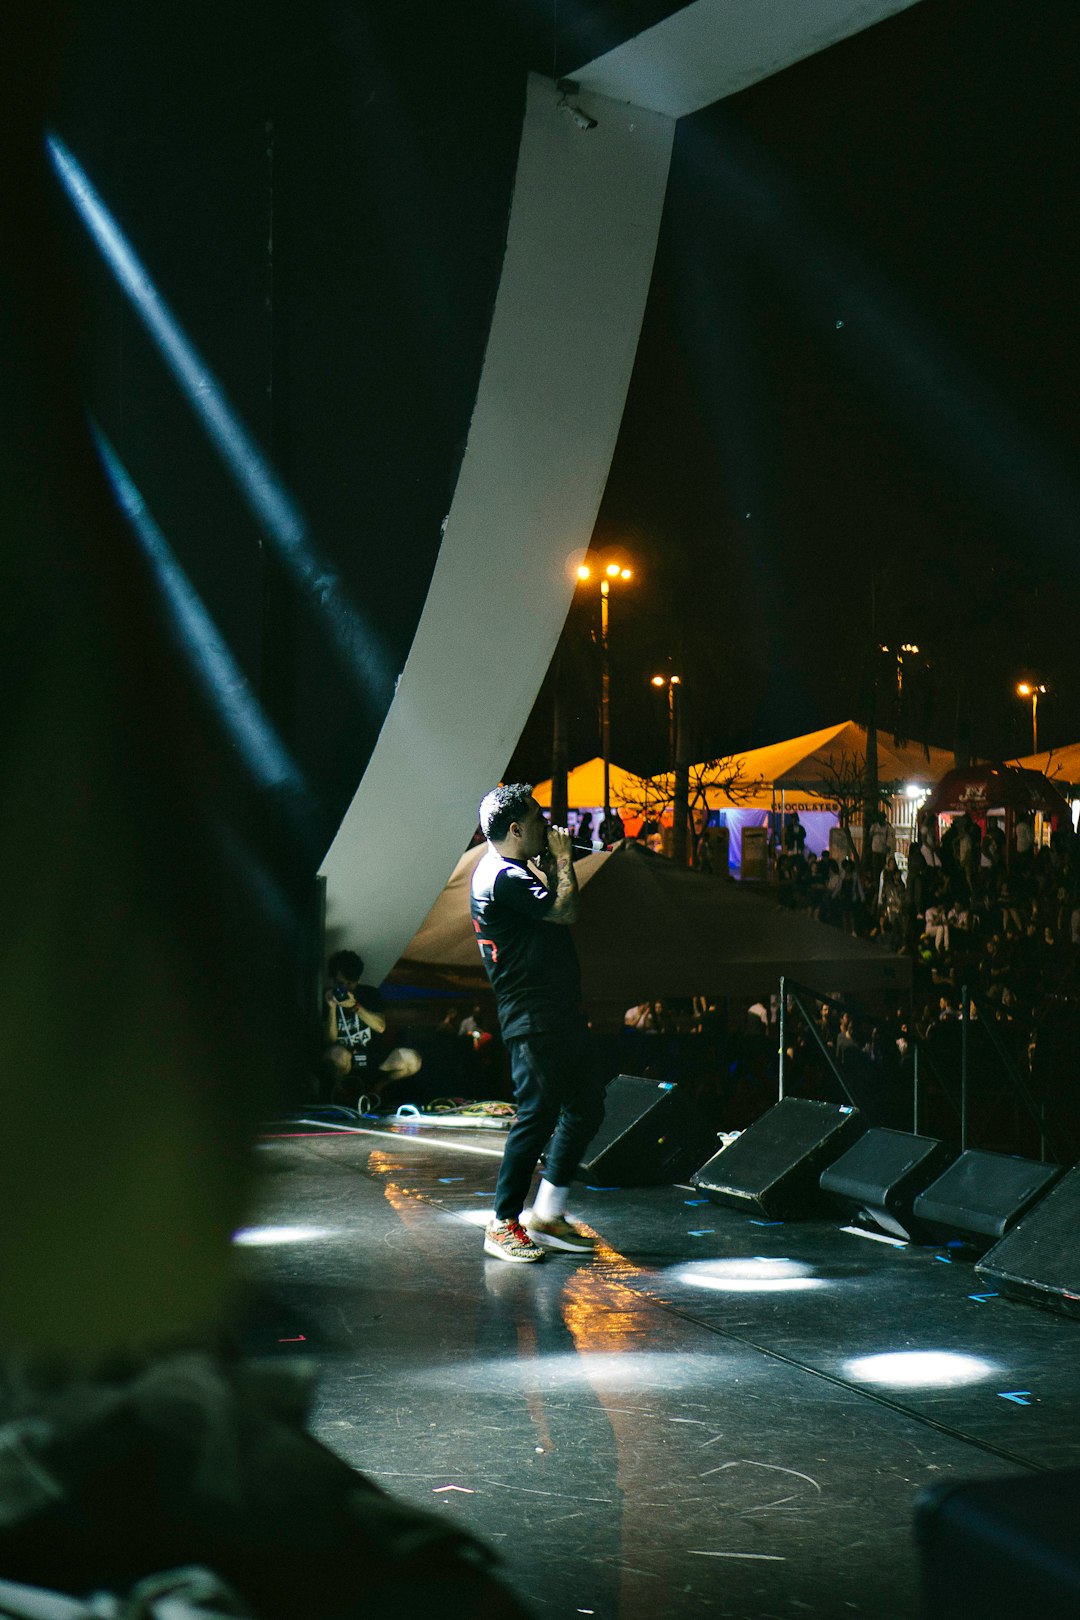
[651, 673, 681, 773]
[578, 559, 633, 836]
[1016, 681, 1047, 755]
[600, 578, 611, 828]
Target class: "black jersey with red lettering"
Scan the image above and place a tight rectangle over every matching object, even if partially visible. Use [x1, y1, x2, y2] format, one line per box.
[469, 848, 583, 1039]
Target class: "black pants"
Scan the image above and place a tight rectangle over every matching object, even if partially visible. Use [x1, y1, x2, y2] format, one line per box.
[493, 1024, 606, 1221]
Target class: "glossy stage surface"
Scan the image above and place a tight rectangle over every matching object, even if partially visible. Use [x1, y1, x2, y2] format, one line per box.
[236, 1119, 1080, 1618]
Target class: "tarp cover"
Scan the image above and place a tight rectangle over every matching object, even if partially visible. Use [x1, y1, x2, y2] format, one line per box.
[396, 843, 911, 1014]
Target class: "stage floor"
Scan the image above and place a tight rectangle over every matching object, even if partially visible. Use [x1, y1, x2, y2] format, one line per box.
[236, 1121, 1080, 1619]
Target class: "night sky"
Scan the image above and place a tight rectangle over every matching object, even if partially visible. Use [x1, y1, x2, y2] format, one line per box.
[508, 0, 1080, 784]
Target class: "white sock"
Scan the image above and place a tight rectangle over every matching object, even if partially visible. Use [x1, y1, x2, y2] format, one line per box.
[532, 1179, 568, 1220]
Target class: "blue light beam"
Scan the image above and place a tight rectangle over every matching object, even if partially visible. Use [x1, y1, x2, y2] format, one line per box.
[47, 133, 394, 709]
[676, 123, 1080, 554]
[94, 428, 309, 805]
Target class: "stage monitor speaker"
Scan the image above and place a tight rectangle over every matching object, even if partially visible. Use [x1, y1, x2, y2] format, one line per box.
[692, 1097, 863, 1219]
[819, 1128, 954, 1239]
[976, 1164, 1080, 1318]
[915, 1469, 1080, 1617]
[911, 1148, 1060, 1248]
[576, 1076, 714, 1187]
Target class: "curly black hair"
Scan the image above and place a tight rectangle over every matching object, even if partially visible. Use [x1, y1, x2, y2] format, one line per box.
[478, 783, 535, 842]
[327, 949, 364, 980]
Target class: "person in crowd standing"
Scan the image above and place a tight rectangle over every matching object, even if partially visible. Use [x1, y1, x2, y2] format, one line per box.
[875, 853, 906, 947]
[905, 837, 927, 930]
[919, 820, 943, 872]
[981, 824, 1002, 892]
[1014, 814, 1035, 873]
[867, 813, 893, 889]
[470, 784, 604, 1263]
[835, 1011, 860, 1064]
[836, 856, 864, 935]
[598, 806, 625, 845]
[954, 811, 980, 897]
[805, 852, 826, 919]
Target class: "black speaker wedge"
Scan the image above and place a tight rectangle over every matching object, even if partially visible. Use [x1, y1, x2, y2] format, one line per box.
[976, 1163, 1080, 1318]
[692, 1097, 863, 1219]
[576, 1075, 714, 1187]
[911, 1148, 1061, 1249]
[819, 1127, 954, 1239]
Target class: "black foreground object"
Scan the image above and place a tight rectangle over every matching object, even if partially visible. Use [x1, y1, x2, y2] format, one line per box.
[577, 1075, 716, 1187]
[692, 1097, 863, 1218]
[819, 1127, 954, 1239]
[977, 1163, 1080, 1318]
[0, 1353, 529, 1620]
[911, 1148, 1061, 1250]
[915, 1468, 1080, 1616]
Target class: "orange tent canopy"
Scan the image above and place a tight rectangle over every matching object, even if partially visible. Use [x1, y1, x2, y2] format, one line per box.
[532, 758, 654, 815]
[651, 721, 953, 810]
[532, 726, 954, 817]
[1010, 742, 1080, 788]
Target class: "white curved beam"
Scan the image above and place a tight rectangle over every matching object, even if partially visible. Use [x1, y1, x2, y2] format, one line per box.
[321, 76, 674, 979]
[321, 0, 927, 982]
[574, 0, 924, 118]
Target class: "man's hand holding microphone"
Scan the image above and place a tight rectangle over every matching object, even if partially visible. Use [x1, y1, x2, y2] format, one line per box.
[535, 822, 579, 923]
[545, 823, 574, 865]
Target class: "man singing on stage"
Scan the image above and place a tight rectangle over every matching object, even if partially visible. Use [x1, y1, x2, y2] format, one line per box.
[471, 784, 605, 1263]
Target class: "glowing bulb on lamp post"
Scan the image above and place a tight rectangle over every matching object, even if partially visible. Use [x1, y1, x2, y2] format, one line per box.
[650, 672, 682, 772]
[575, 556, 636, 829]
[1016, 681, 1048, 754]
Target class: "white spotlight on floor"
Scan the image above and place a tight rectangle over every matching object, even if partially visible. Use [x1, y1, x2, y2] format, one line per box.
[232, 1225, 333, 1246]
[673, 1258, 824, 1294]
[843, 1350, 996, 1389]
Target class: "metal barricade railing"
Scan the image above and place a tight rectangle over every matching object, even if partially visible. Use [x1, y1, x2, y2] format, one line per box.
[777, 976, 1065, 1159]
[960, 985, 1066, 1163]
[911, 1033, 963, 1139]
[777, 976, 859, 1109]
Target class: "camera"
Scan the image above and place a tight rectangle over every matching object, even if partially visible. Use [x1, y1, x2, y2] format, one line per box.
[332, 984, 351, 1002]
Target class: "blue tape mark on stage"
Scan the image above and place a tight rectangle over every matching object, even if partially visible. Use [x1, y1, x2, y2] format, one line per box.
[998, 1391, 1033, 1406]
[586, 1186, 621, 1192]
[438, 1177, 465, 1183]
[688, 1229, 716, 1237]
[685, 1199, 710, 1206]
[969, 1292, 999, 1302]
[934, 1254, 952, 1264]
[749, 1219, 784, 1227]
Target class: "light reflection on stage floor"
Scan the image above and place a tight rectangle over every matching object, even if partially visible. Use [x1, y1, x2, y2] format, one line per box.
[236, 1126, 1080, 1619]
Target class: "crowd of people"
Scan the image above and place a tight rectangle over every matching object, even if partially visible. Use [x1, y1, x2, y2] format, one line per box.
[772, 809, 1080, 1147]
[778, 810, 1080, 986]
[314, 802, 1080, 1155]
